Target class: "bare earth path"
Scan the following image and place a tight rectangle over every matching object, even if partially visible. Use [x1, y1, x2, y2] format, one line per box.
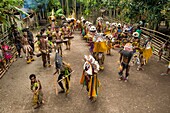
[0, 31, 170, 113]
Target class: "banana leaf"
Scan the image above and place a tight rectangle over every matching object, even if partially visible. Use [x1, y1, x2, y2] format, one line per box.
[56, 8, 63, 15]
[58, 14, 65, 17]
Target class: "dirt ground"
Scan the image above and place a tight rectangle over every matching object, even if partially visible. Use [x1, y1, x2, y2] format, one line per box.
[0, 31, 170, 113]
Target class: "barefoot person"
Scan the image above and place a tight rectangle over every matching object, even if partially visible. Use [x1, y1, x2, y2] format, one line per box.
[29, 74, 44, 109]
[57, 61, 72, 95]
[53, 52, 72, 95]
[22, 32, 34, 64]
[53, 50, 63, 95]
[38, 34, 51, 67]
[118, 43, 134, 82]
[158, 41, 170, 61]
[80, 55, 100, 102]
[1, 42, 12, 64]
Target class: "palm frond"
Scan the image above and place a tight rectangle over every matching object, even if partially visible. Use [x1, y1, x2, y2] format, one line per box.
[0, 16, 8, 25]
[13, 6, 29, 16]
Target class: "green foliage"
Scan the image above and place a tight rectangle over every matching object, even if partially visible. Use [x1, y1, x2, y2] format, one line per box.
[112, 0, 169, 29]
[47, 8, 64, 19]
[47, 0, 61, 11]
[0, 0, 169, 30]
[13, 7, 29, 16]
[55, 8, 65, 17]
[0, 0, 23, 25]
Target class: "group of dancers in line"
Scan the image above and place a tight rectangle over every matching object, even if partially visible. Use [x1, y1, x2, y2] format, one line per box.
[27, 15, 169, 108]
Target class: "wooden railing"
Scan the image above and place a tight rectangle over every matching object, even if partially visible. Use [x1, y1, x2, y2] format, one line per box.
[141, 27, 170, 62]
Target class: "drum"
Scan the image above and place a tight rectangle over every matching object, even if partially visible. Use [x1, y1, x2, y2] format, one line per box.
[64, 36, 74, 40]
[56, 40, 63, 44]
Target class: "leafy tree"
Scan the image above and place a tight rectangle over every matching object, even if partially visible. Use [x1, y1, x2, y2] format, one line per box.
[47, 0, 61, 12]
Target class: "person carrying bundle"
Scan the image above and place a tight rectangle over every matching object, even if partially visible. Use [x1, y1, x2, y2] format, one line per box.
[53, 51, 72, 95]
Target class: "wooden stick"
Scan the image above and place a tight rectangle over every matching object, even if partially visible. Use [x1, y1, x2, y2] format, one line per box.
[53, 73, 58, 96]
[57, 71, 74, 83]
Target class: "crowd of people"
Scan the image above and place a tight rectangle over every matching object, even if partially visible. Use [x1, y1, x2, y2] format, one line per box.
[0, 14, 169, 109]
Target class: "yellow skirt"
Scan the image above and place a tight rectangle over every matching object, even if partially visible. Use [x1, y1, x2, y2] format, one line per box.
[143, 48, 152, 63]
[93, 42, 107, 52]
[88, 74, 100, 98]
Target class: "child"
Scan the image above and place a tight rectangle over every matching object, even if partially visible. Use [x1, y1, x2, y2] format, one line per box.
[137, 48, 145, 71]
[29, 74, 44, 109]
[1, 42, 12, 64]
[106, 35, 112, 55]
[158, 41, 169, 61]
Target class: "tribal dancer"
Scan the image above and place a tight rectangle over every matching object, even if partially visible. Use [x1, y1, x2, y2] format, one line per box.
[137, 48, 145, 71]
[53, 50, 62, 95]
[143, 37, 153, 64]
[48, 9, 56, 31]
[22, 32, 34, 64]
[104, 21, 111, 35]
[38, 34, 51, 67]
[118, 43, 134, 82]
[84, 21, 93, 42]
[25, 28, 35, 53]
[93, 33, 107, 70]
[57, 61, 72, 95]
[13, 28, 23, 58]
[53, 50, 72, 95]
[54, 26, 63, 56]
[158, 41, 170, 61]
[80, 17, 86, 37]
[106, 35, 113, 55]
[96, 17, 103, 33]
[64, 24, 72, 50]
[89, 26, 97, 54]
[29, 74, 44, 109]
[80, 55, 100, 102]
[60, 24, 71, 50]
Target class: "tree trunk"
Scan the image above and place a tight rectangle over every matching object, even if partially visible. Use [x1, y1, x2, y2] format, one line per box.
[79, 3, 82, 18]
[113, 9, 115, 19]
[154, 22, 159, 31]
[75, 0, 76, 18]
[108, 0, 112, 19]
[66, 0, 69, 17]
[61, 0, 64, 13]
[35, 12, 39, 27]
